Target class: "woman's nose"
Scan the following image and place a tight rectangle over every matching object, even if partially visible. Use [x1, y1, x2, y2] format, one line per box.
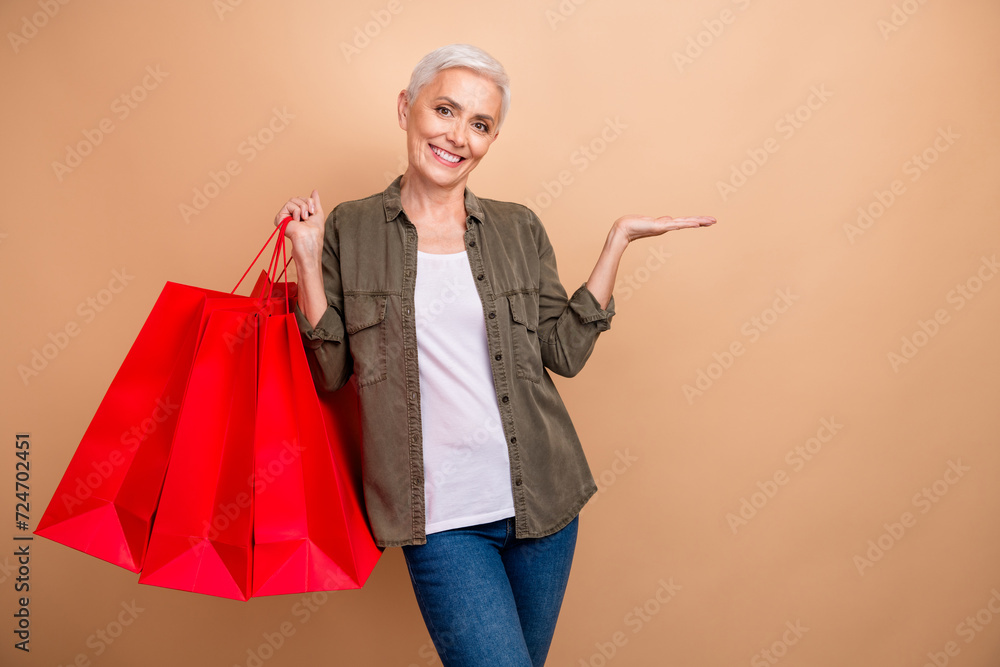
[445, 122, 467, 147]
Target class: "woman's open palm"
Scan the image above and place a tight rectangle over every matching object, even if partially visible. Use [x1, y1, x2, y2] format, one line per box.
[615, 214, 716, 243]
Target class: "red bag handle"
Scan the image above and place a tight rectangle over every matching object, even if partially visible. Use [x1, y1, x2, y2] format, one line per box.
[231, 216, 294, 314]
[264, 217, 291, 314]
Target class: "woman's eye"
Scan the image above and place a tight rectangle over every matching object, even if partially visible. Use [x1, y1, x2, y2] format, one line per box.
[436, 107, 452, 116]
[474, 123, 489, 132]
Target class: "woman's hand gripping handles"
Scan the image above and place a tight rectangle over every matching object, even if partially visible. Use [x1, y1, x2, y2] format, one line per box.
[275, 190, 327, 329]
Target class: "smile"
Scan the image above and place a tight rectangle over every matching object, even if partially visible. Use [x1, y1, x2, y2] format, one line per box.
[430, 144, 465, 164]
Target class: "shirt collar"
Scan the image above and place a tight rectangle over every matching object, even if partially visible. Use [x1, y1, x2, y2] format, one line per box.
[382, 174, 485, 225]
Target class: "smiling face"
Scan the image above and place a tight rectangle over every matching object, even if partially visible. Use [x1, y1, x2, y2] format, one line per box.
[397, 67, 502, 191]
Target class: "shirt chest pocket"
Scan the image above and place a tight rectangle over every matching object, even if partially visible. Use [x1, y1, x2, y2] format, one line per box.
[508, 291, 542, 383]
[344, 293, 389, 387]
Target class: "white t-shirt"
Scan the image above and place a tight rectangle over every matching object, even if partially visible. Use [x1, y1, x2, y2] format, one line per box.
[414, 248, 516, 535]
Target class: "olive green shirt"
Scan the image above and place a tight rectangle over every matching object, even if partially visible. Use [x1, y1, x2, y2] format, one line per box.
[295, 175, 615, 548]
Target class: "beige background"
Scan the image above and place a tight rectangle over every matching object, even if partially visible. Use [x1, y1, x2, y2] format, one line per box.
[3, 0, 999, 665]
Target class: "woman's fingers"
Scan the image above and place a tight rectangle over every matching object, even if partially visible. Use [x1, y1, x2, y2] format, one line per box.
[686, 216, 716, 226]
[616, 213, 718, 242]
[308, 189, 324, 220]
[275, 191, 325, 227]
[275, 200, 303, 226]
[661, 215, 716, 226]
[288, 197, 312, 220]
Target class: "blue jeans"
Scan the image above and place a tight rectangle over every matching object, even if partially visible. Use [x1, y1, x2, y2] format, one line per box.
[401, 514, 580, 667]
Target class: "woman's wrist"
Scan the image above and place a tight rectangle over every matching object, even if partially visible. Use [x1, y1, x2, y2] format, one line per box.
[606, 222, 630, 256]
[288, 235, 323, 272]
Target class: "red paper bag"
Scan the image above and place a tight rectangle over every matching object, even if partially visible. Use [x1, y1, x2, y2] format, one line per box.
[138, 308, 260, 600]
[35, 270, 277, 572]
[38, 218, 380, 599]
[35, 282, 226, 571]
[252, 313, 381, 596]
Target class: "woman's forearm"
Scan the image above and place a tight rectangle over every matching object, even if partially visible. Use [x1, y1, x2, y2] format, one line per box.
[291, 238, 327, 328]
[584, 224, 630, 310]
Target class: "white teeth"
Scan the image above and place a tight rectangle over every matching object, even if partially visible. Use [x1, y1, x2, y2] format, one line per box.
[432, 146, 461, 163]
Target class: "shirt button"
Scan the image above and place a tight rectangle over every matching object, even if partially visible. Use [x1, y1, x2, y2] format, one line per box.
[488, 311, 496, 319]
[510, 437, 516, 444]
[477, 274, 484, 281]
[514, 478, 522, 486]
[494, 353, 502, 361]
[501, 395, 509, 403]
[468, 240, 476, 247]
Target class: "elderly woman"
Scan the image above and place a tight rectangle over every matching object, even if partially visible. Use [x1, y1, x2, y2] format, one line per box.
[275, 44, 714, 666]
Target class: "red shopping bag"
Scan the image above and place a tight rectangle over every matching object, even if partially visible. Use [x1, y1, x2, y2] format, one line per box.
[35, 233, 284, 572]
[137, 308, 261, 600]
[251, 219, 380, 596]
[33, 280, 255, 571]
[251, 313, 380, 596]
[37, 219, 379, 598]
[138, 246, 296, 600]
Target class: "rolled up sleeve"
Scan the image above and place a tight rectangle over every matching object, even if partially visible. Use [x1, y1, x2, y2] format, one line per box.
[569, 282, 615, 331]
[531, 210, 615, 378]
[295, 301, 346, 348]
[295, 207, 353, 392]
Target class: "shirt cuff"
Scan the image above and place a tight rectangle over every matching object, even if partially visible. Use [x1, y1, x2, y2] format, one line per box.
[294, 302, 346, 349]
[569, 282, 616, 331]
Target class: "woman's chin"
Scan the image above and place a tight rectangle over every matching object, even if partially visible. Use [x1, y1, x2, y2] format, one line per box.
[408, 162, 469, 187]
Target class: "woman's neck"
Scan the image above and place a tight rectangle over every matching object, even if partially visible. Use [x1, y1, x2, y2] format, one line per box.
[399, 169, 468, 226]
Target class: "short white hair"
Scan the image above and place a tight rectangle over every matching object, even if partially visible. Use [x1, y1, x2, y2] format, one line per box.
[405, 44, 510, 133]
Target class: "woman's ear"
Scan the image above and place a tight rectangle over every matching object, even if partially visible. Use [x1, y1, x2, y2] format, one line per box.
[397, 90, 409, 131]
